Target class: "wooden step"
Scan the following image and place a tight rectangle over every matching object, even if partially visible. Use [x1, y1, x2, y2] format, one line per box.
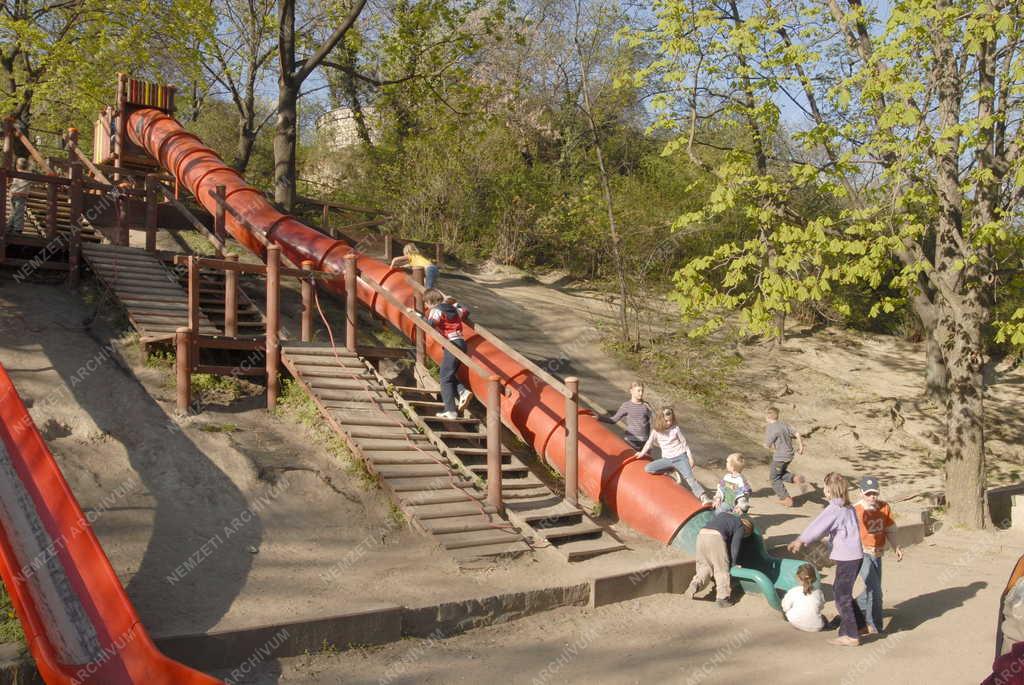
[394, 386, 439, 395]
[346, 428, 426, 440]
[375, 463, 453, 479]
[435, 431, 484, 440]
[554, 537, 628, 561]
[281, 343, 358, 357]
[406, 501, 497, 520]
[535, 521, 603, 541]
[364, 452, 441, 466]
[332, 411, 412, 428]
[434, 528, 523, 551]
[306, 377, 385, 391]
[292, 367, 373, 379]
[452, 447, 512, 457]
[407, 399, 445, 409]
[313, 388, 391, 402]
[502, 488, 554, 500]
[284, 354, 365, 368]
[421, 415, 481, 426]
[468, 463, 529, 476]
[358, 438, 434, 451]
[449, 540, 532, 563]
[388, 477, 475, 492]
[512, 503, 584, 523]
[420, 515, 505, 535]
[398, 489, 484, 507]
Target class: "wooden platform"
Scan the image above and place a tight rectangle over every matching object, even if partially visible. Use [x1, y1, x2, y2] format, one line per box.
[81, 244, 219, 341]
[280, 341, 532, 564]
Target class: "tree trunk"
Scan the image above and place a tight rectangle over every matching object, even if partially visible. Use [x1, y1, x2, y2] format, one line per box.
[926, 332, 948, 404]
[233, 115, 257, 173]
[943, 323, 987, 528]
[275, 0, 297, 210]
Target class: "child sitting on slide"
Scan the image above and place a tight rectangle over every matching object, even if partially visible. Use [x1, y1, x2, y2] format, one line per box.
[781, 563, 825, 632]
[635, 407, 711, 504]
[713, 452, 753, 514]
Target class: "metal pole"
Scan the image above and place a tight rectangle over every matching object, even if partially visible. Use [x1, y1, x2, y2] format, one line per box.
[266, 244, 281, 410]
[412, 266, 425, 370]
[224, 253, 238, 337]
[487, 376, 504, 514]
[564, 376, 580, 507]
[176, 327, 191, 414]
[214, 185, 226, 244]
[68, 163, 82, 287]
[301, 259, 314, 342]
[384, 234, 393, 262]
[145, 174, 158, 251]
[344, 253, 357, 352]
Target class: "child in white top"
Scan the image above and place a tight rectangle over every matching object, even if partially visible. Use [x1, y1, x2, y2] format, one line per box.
[713, 452, 754, 514]
[781, 563, 825, 632]
[636, 407, 710, 504]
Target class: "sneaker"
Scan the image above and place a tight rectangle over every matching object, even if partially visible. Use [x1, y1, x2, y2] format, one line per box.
[456, 388, 473, 411]
[700, 494, 713, 506]
[435, 410, 459, 419]
[683, 581, 700, 599]
[716, 598, 733, 608]
[828, 636, 860, 647]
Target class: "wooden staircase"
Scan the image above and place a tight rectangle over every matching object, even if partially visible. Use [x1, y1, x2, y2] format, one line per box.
[18, 187, 104, 243]
[279, 341, 532, 565]
[390, 386, 627, 562]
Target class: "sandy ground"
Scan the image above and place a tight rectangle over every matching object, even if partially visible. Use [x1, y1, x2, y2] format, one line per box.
[216, 526, 1021, 684]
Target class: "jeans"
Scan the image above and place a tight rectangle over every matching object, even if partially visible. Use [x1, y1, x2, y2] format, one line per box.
[7, 196, 25, 233]
[439, 338, 468, 413]
[425, 264, 439, 290]
[856, 554, 883, 631]
[645, 457, 706, 499]
[833, 558, 867, 639]
[770, 459, 796, 498]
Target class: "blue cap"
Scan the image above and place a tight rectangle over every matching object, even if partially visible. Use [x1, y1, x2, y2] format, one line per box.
[859, 476, 880, 493]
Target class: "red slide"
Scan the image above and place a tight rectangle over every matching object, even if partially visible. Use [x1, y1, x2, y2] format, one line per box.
[0, 364, 220, 684]
[127, 108, 711, 550]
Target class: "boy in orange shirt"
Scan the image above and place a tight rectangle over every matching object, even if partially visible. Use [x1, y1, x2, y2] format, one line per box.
[854, 475, 903, 634]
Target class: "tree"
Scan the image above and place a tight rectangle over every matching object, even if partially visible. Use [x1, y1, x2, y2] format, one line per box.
[628, 0, 1024, 528]
[0, 0, 211, 136]
[275, 0, 367, 209]
[202, 0, 278, 172]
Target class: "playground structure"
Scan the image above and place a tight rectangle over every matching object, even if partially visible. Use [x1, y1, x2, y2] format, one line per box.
[0, 76, 807, 681]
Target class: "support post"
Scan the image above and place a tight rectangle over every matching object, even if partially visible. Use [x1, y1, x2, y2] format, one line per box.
[46, 181, 57, 239]
[68, 164, 82, 286]
[344, 254, 357, 352]
[321, 203, 329, 231]
[412, 266, 425, 371]
[187, 256, 200, 332]
[435, 242, 444, 267]
[384, 234, 393, 262]
[564, 376, 580, 507]
[301, 259, 314, 342]
[214, 185, 226, 244]
[0, 169, 6, 237]
[176, 327, 192, 414]
[224, 253, 238, 337]
[66, 128, 78, 163]
[487, 376, 504, 514]
[266, 244, 281, 410]
[145, 174, 158, 251]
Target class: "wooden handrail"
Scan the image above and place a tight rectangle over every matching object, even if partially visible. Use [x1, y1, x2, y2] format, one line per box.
[356, 273, 491, 380]
[158, 185, 224, 253]
[71, 146, 112, 186]
[13, 130, 54, 175]
[473, 324, 571, 399]
[171, 254, 332, 280]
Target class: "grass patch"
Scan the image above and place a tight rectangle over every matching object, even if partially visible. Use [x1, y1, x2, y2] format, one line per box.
[198, 422, 239, 433]
[191, 373, 250, 404]
[180, 229, 219, 256]
[0, 582, 24, 644]
[605, 331, 742, 408]
[145, 349, 176, 371]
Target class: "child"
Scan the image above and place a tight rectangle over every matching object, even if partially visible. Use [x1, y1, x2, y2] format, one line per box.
[764, 406, 806, 507]
[684, 512, 754, 607]
[635, 407, 711, 504]
[6, 158, 31, 234]
[854, 475, 903, 635]
[424, 289, 472, 418]
[391, 243, 439, 289]
[713, 452, 753, 514]
[781, 563, 825, 632]
[598, 381, 653, 452]
[788, 473, 866, 646]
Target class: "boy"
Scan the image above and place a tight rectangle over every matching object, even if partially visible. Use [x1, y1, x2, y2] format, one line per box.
[6, 158, 31, 234]
[854, 475, 903, 635]
[764, 406, 806, 507]
[684, 512, 754, 607]
[713, 452, 753, 514]
[599, 381, 653, 451]
[424, 289, 471, 419]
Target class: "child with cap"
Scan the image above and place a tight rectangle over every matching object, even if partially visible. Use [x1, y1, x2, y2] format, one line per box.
[854, 475, 903, 635]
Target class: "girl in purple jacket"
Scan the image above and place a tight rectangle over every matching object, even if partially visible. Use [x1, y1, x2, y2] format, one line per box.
[788, 472, 867, 646]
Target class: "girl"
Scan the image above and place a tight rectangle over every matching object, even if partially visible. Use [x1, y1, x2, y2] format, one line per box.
[635, 407, 711, 504]
[391, 243, 439, 289]
[788, 473, 866, 646]
[713, 452, 753, 514]
[781, 563, 825, 632]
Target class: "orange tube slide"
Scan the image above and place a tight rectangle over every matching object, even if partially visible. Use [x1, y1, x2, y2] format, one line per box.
[127, 109, 704, 545]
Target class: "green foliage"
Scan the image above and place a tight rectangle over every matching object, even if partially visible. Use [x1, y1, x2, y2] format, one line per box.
[191, 373, 250, 404]
[0, 582, 24, 645]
